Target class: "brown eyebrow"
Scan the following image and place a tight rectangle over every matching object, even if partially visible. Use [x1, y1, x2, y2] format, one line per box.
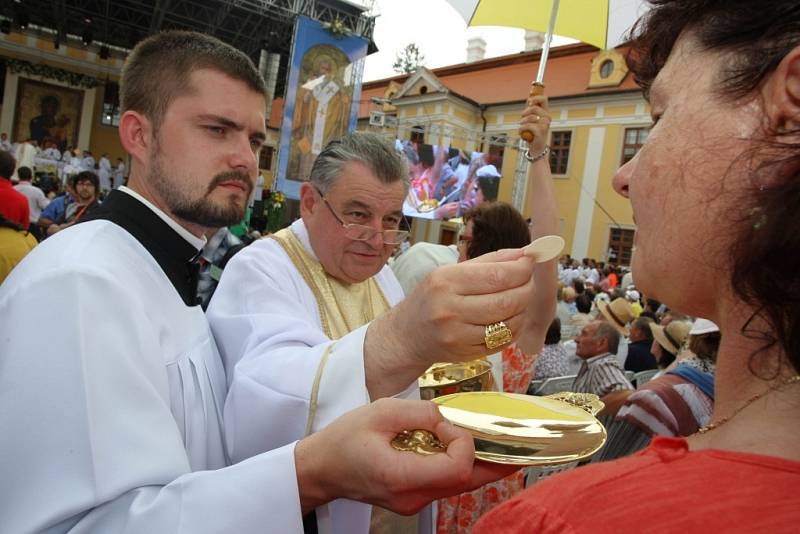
[198, 114, 267, 141]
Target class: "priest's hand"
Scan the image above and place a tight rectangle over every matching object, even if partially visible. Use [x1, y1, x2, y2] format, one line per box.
[294, 398, 519, 515]
[364, 248, 536, 398]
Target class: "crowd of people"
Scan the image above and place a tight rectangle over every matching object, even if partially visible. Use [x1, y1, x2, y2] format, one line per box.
[1, 134, 126, 195]
[0, 145, 122, 282]
[0, 0, 798, 532]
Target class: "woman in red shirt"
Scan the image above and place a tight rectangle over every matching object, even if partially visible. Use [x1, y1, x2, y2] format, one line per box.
[476, 1, 800, 531]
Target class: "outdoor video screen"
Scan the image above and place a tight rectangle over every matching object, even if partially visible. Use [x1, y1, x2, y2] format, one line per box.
[399, 140, 501, 220]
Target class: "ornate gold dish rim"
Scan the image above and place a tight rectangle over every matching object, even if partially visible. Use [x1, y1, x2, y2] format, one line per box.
[433, 391, 607, 466]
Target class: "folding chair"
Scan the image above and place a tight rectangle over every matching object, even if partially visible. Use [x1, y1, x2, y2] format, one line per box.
[634, 369, 659, 388]
[534, 375, 578, 396]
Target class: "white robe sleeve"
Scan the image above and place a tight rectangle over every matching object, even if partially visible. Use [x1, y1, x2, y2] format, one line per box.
[207, 239, 385, 462]
[0, 266, 303, 534]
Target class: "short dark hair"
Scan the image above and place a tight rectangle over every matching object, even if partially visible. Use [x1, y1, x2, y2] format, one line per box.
[572, 279, 585, 295]
[71, 171, 99, 190]
[0, 150, 15, 179]
[639, 311, 658, 321]
[463, 202, 530, 259]
[632, 317, 655, 341]
[575, 293, 592, 314]
[545, 317, 562, 345]
[17, 166, 32, 181]
[476, 175, 499, 202]
[120, 31, 266, 132]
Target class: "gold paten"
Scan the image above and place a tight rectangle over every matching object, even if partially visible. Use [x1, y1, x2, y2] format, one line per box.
[432, 392, 606, 465]
[390, 429, 448, 455]
[418, 360, 495, 400]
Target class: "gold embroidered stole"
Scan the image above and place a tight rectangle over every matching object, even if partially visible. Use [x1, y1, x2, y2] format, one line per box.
[270, 228, 390, 339]
[272, 228, 417, 534]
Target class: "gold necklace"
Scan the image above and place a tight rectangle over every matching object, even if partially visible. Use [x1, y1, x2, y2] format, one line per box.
[698, 375, 800, 434]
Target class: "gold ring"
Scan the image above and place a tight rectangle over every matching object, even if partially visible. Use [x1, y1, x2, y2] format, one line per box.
[533, 114, 540, 122]
[484, 321, 513, 350]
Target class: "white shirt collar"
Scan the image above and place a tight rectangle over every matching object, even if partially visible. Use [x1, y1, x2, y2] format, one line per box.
[289, 218, 318, 260]
[119, 186, 207, 250]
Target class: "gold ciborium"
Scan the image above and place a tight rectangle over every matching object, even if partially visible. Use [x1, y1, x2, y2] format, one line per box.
[418, 360, 495, 400]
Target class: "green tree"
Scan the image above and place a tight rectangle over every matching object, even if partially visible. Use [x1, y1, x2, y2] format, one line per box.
[392, 43, 426, 74]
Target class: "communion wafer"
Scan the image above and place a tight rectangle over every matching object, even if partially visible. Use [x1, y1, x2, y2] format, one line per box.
[522, 235, 564, 263]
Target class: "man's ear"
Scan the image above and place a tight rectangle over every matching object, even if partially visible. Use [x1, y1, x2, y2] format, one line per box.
[763, 44, 800, 134]
[299, 182, 317, 218]
[118, 110, 152, 165]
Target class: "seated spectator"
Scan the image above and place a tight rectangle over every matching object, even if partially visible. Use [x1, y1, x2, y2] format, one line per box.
[597, 296, 634, 334]
[626, 288, 643, 317]
[571, 278, 585, 296]
[573, 320, 633, 413]
[0, 214, 37, 283]
[556, 285, 577, 338]
[37, 183, 74, 232]
[532, 317, 570, 381]
[625, 316, 658, 372]
[650, 318, 692, 371]
[567, 292, 593, 339]
[46, 171, 100, 236]
[597, 296, 635, 367]
[598, 319, 721, 461]
[0, 150, 29, 228]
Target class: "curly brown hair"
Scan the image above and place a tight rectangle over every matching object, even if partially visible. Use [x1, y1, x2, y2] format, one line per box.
[462, 202, 530, 260]
[627, 0, 800, 375]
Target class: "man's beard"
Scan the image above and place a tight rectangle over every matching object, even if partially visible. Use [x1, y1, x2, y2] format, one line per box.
[148, 149, 253, 228]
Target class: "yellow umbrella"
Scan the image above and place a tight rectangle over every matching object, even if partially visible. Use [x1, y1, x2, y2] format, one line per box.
[447, 0, 647, 140]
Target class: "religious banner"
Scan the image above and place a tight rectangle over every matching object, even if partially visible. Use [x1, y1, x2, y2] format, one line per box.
[276, 16, 368, 199]
[13, 78, 83, 153]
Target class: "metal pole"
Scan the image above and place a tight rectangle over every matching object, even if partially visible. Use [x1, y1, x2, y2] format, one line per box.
[535, 0, 560, 83]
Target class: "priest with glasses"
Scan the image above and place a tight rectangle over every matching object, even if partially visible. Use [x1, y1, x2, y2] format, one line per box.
[208, 131, 543, 533]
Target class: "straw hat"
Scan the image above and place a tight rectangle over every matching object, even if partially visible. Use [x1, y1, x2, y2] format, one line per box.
[597, 297, 635, 336]
[651, 320, 693, 355]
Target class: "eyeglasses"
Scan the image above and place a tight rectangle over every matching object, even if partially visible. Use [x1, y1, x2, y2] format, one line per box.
[315, 186, 409, 245]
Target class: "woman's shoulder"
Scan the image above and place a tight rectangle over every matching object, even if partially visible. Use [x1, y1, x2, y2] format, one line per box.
[475, 437, 800, 532]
